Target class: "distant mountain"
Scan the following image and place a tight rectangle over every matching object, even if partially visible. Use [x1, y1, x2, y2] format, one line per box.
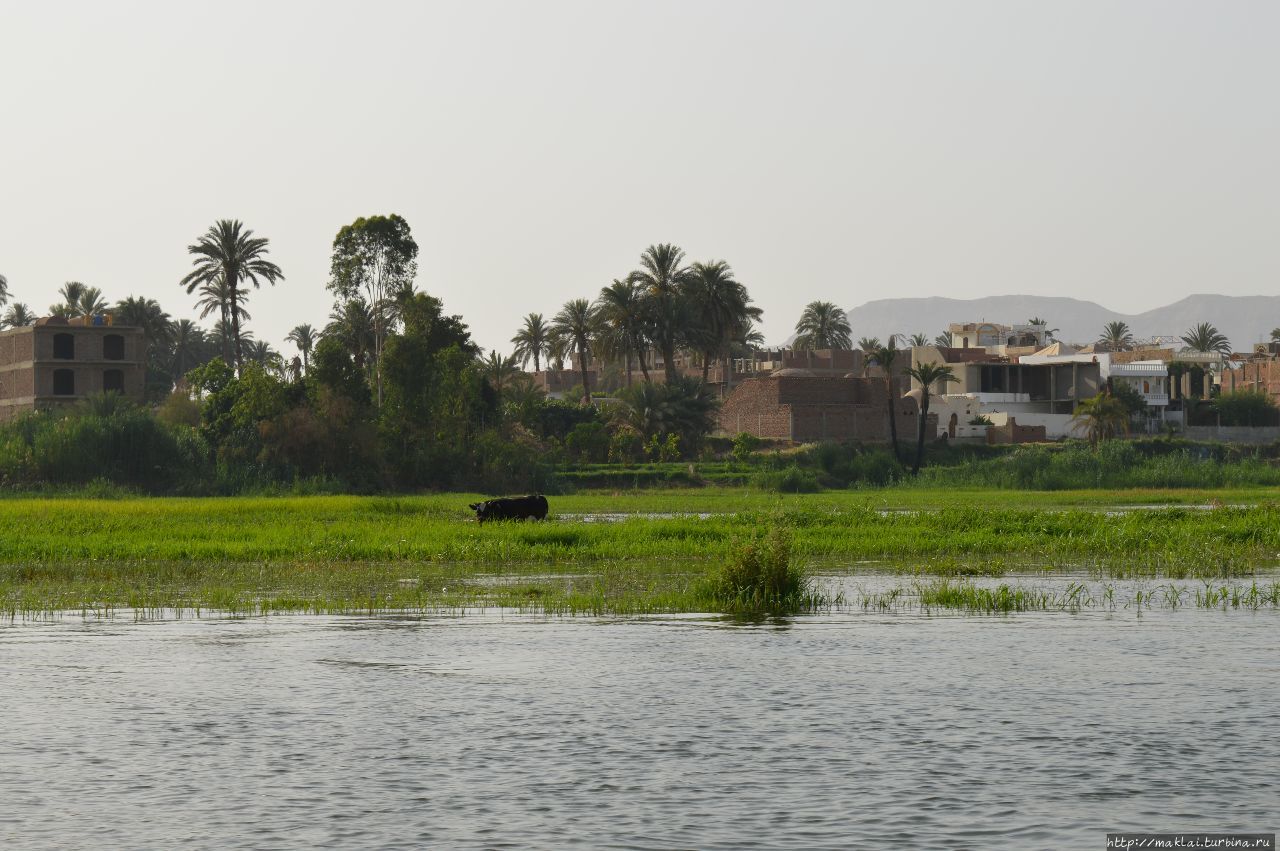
[842, 294, 1280, 350]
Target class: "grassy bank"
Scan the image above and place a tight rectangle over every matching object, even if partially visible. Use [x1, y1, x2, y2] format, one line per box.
[3, 489, 1280, 618]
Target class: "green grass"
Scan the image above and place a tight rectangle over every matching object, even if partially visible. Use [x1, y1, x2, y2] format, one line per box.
[3, 489, 1280, 618]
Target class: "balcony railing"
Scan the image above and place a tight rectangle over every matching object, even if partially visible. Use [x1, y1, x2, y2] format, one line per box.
[1142, 393, 1170, 406]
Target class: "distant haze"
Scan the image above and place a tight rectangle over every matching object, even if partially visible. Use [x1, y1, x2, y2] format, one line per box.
[1, 1, 1277, 356]
[844, 294, 1280, 351]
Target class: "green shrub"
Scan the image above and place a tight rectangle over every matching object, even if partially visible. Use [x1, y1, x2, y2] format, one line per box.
[703, 525, 810, 613]
[753, 465, 822, 493]
[732, 432, 763, 462]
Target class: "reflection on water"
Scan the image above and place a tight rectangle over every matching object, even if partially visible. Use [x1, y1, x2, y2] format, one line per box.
[2, 606, 1277, 849]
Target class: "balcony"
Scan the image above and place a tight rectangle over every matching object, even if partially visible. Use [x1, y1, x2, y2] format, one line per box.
[1142, 393, 1170, 406]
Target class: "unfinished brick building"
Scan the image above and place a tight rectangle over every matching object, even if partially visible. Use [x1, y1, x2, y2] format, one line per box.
[717, 371, 933, 442]
[0, 318, 147, 421]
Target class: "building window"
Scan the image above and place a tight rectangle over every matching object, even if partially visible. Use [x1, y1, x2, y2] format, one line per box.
[103, 369, 125, 393]
[53, 333, 75, 360]
[1143, 380, 1150, 394]
[53, 369, 75, 396]
[103, 335, 125, 360]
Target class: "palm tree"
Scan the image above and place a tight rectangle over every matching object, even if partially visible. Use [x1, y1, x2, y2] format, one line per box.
[286, 324, 316, 374]
[76, 287, 108, 317]
[872, 343, 902, 462]
[211, 319, 253, 360]
[1099, 321, 1134, 352]
[1181, 322, 1231, 355]
[628, 244, 695, 381]
[511, 313, 551, 373]
[180, 219, 284, 371]
[1070, 391, 1130, 447]
[48, 282, 87, 317]
[794, 302, 852, 350]
[550, 298, 600, 402]
[1270, 328, 1280, 344]
[856, 337, 882, 377]
[324, 298, 375, 373]
[245, 339, 282, 372]
[595, 280, 652, 385]
[481, 350, 521, 393]
[193, 275, 250, 362]
[684, 261, 758, 384]
[2, 303, 35, 329]
[113, 297, 172, 385]
[905, 362, 956, 475]
[908, 333, 930, 347]
[933, 332, 951, 347]
[0, 273, 8, 307]
[167, 319, 208, 382]
[1027, 317, 1059, 342]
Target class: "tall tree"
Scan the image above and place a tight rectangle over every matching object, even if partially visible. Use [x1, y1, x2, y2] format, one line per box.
[0, 273, 7, 307]
[49, 282, 87, 317]
[167, 319, 209, 383]
[628, 244, 695, 381]
[328, 214, 419, 406]
[180, 219, 283, 372]
[905, 362, 956, 475]
[2, 303, 34, 328]
[1070, 391, 1130, 447]
[595, 279, 651, 385]
[192, 275, 249, 362]
[324, 298, 376, 374]
[114, 297, 173, 389]
[684, 261, 759, 384]
[286, 323, 317, 374]
[908, 332, 930, 347]
[793, 301, 852, 350]
[511, 313, 551, 373]
[481, 350, 521, 393]
[1099, 321, 1134, 352]
[872, 342, 902, 462]
[1181, 322, 1231, 355]
[550, 298, 600, 402]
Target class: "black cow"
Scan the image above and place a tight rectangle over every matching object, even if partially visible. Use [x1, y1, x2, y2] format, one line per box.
[468, 494, 549, 524]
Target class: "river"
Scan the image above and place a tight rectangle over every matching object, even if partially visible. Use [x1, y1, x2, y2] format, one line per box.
[2, 599, 1276, 848]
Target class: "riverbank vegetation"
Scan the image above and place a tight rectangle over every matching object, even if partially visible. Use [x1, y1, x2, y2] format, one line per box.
[3, 492, 1280, 618]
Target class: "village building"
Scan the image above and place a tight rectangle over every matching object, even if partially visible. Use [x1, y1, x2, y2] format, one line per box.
[910, 340, 1104, 440]
[0, 317, 146, 422]
[716, 370, 929, 443]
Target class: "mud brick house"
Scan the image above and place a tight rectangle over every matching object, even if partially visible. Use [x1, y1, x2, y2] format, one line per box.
[717, 370, 932, 442]
[0, 317, 146, 421]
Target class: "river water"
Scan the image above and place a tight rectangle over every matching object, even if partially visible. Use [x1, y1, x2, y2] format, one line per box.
[2, 600, 1277, 849]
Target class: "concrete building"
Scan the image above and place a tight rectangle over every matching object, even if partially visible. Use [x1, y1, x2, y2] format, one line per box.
[947, 322, 1049, 353]
[0, 318, 146, 421]
[910, 343, 1104, 440]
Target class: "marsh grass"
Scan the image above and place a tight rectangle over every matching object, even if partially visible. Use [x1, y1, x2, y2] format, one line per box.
[697, 525, 827, 614]
[3, 491, 1280, 618]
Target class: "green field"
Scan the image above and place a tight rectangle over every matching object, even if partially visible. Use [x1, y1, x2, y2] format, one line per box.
[2, 487, 1280, 618]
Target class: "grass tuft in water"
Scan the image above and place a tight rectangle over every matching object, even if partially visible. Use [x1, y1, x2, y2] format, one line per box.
[699, 524, 819, 614]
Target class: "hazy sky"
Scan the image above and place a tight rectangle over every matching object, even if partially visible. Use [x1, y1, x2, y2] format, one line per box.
[2, 1, 1277, 355]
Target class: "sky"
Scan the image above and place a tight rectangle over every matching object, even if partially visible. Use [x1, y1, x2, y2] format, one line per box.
[1, 0, 1277, 356]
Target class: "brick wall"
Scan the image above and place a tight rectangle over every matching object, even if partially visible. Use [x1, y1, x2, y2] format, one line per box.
[718, 375, 926, 443]
[986, 417, 1047, 445]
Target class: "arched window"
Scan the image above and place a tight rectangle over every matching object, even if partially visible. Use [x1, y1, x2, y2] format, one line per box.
[962, 337, 969, 348]
[103, 369, 125, 393]
[103, 335, 125, 360]
[53, 369, 75, 396]
[53, 333, 74, 360]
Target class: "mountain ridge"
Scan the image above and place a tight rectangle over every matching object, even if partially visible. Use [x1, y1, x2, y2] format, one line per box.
[841, 294, 1280, 349]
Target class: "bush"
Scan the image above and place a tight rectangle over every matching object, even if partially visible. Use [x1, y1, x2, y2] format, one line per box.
[752, 465, 822, 493]
[732, 432, 763, 462]
[704, 525, 810, 613]
[1214, 390, 1277, 427]
[565, 421, 610, 463]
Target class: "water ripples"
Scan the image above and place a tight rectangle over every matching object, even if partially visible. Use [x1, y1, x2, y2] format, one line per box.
[2, 609, 1277, 848]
